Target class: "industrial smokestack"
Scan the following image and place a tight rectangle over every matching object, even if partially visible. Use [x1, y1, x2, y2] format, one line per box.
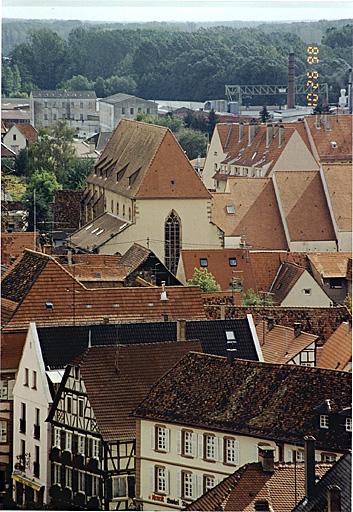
[287, 52, 295, 109]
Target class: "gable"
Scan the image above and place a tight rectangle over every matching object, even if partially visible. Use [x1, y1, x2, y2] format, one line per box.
[272, 131, 319, 172]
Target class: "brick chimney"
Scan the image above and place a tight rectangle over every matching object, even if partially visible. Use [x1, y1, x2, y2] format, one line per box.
[304, 436, 316, 500]
[327, 485, 342, 512]
[293, 322, 301, 338]
[258, 446, 275, 473]
[266, 124, 273, 148]
[248, 122, 257, 146]
[177, 320, 186, 341]
[267, 317, 275, 331]
[278, 125, 285, 147]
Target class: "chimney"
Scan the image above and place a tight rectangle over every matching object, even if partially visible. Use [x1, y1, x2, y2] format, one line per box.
[278, 125, 284, 147]
[220, 304, 226, 320]
[255, 500, 270, 511]
[227, 348, 237, 364]
[160, 281, 168, 301]
[266, 124, 273, 148]
[67, 249, 73, 266]
[325, 114, 331, 131]
[315, 114, 321, 129]
[293, 322, 301, 338]
[287, 52, 295, 109]
[88, 328, 92, 348]
[238, 122, 243, 143]
[327, 485, 342, 512]
[258, 446, 275, 473]
[304, 436, 316, 500]
[248, 122, 256, 146]
[177, 319, 186, 341]
[267, 317, 275, 331]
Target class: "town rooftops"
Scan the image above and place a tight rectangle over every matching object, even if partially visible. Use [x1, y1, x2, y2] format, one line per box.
[1, 143, 16, 157]
[5, 123, 38, 143]
[134, 352, 351, 452]
[1, 331, 26, 371]
[186, 461, 332, 512]
[52, 189, 84, 232]
[308, 252, 352, 278]
[256, 320, 319, 364]
[50, 341, 203, 441]
[305, 114, 352, 161]
[211, 177, 288, 250]
[87, 119, 211, 199]
[1, 231, 38, 267]
[269, 261, 306, 305]
[317, 322, 352, 371]
[321, 163, 352, 233]
[31, 89, 97, 99]
[100, 93, 156, 105]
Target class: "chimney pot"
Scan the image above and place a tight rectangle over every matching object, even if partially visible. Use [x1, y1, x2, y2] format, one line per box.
[304, 436, 316, 500]
[258, 446, 275, 473]
[160, 281, 168, 301]
[278, 125, 284, 147]
[293, 322, 301, 337]
[177, 319, 186, 341]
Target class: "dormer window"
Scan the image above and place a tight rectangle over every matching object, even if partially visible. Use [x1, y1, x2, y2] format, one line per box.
[345, 418, 352, 432]
[229, 257, 237, 267]
[226, 204, 236, 214]
[320, 414, 329, 429]
[200, 258, 208, 267]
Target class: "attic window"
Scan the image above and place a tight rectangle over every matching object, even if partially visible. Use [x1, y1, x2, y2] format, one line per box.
[200, 258, 208, 267]
[226, 204, 236, 214]
[320, 415, 329, 429]
[229, 257, 237, 267]
[91, 228, 99, 234]
[330, 141, 337, 149]
[345, 418, 352, 432]
[226, 331, 236, 341]
[251, 152, 257, 160]
[129, 169, 140, 187]
[329, 278, 343, 289]
[116, 164, 128, 182]
[45, 302, 54, 310]
[170, 179, 176, 186]
[303, 288, 312, 295]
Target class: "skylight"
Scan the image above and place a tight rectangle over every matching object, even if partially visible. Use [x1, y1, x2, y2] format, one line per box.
[226, 330, 236, 341]
[226, 204, 236, 214]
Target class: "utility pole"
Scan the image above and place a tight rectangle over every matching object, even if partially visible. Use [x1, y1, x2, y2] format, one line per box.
[33, 189, 36, 246]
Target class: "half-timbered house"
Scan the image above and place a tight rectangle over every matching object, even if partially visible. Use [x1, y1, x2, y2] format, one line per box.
[46, 341, 202, 510]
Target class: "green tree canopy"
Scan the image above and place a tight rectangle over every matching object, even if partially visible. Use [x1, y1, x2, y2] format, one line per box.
[177, 128, 208, 160]
[241, 289, 273, 306]
[259, 105, 271, 123]
[187, 267, 221, 292]
[24, 170, 61, 231]
[59, 74, 95, 91]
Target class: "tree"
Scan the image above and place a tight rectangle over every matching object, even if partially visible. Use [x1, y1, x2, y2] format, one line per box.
[14, 148, 29, 177]
[241, 289, 273, 306]
[259, 105, 271, 123]
[177, 128, 208, 160]
[187, 268, 221, 292]
[59, 74, 95, 91]
[24, 170, 61, 231]
[65, 158, 95, 189]
[104, 75, 137, 96]
[135, 112, 184, 133]
[207, 109, 218, 137]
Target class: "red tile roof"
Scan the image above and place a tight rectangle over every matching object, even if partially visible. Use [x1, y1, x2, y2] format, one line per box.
[317, 322, 352, 371]
[14, 123, 38, 143]
[1, 232, 39, 266]
[1, 298, 18, 326]
[321, 163, 352, 232]
[270, 262, 306, 304]
[1, 331, 26, 370]
[274, 170, 335, 241]
[305, 114, 352, 161]
[308, 252, 352, 278]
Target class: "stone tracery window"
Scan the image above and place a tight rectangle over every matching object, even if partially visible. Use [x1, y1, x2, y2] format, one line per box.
[164, 211, 181, 275]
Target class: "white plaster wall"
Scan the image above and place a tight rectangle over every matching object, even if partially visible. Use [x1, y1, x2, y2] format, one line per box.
[271, 131, 319, 172]
[281, 272, 332, 307]
[224, 236, 243, 248]
[338, 232, 352, 252]
[288, 240, 337, 252]
[202, 129, 227, 190]
[3, 126, 27, 154]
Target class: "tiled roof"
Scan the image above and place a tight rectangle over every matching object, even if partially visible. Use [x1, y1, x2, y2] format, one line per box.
[69, 212, 130, 252]
[270, 262, 306, 304]
[1, 232, 39, 266]
[1, 250, 49, 303]
[77, 341, 203, 441]
[211, 178, 288, 250]
[317, 322, 352, 371]
[294, 452, 351, 512]
[100, 93, 155, 105]
[1, 142, 16, 157]
[187, 462, 331, 512]
[4, 255, 206, 330]
[1, 298, 18, 325]
[87, 119, 211, 199]
[65, 264, 131, 282]
[13, 123, 38, 143]
[249, 251, 307, 291]
[31, 90, 96, 99]
[2, 110, 30, 121]
[321, 163, 352, 232]
[119, 242, 151, 270]
[96, 131, 112, 152]
[274, 170, 335, 241]
[1, 331, 26, 370]
[256, 321, 318, 364]
[308, 252, 352, 278]
[305, 114, 352, 161]
[135, 353, 351, 452]
[52, 189, 83, 231]
[60, 254, 122, 266]
[36, 318, 259, 370]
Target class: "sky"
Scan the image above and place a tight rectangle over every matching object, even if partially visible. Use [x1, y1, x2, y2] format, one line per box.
[3, 0, 353, 23]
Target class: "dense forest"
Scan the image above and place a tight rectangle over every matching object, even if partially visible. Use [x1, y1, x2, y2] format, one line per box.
[2, 21, 352, 103]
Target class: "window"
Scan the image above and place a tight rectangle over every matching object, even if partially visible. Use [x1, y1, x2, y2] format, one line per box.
[80, 114, 84, 121]
[299, 350, 315, 367]
[0, 381, 8, 399]
[78, 398, 84, 417]
[182, 471, 193, 499]
[13, 134, 17, 141]
[128, 207, 131, 220]
[62, 102, 65, 108]
[330, 278, 343, 289]
[200, 258, 208, 267]
[321, 453, 336, 463]
[116, 202, 119, 215]
[214, 151, 218, 156]
[34, 446, 40, 477]
[34, 409, 40, 440]
[182, 431, 194, 457]
[203, 475, 215, 493]
[292, 449, 304, 462]
[54, 427, 61, 448]
[204, 434, 216, 461]
[155, 466, 167, 494]
[303, 288, 312, 295]
[24, 368, 29, 387]
[214, 163, 218, 171]
[65, 431, 72, 451]
[66, 396, 72, 414]
[44, 102, 48, 108]
[165, 211, 181, 275]
[345, 418, 352, 432]
[53, 114, 57, 121]
[74, 367, 80, 380]
[155, 426, 169, 452]
[80, 102, 84, 109]
[65, 467, 72, 488]
[78, 435, 85, 455]
[226, 331, 236, 341]
[92, 438, 99, 459]
[121, 107, 125, 115]
[32, 371, 37, 390]
[224, 438, 239, 465]
[92, 475, 99, 496]
[20, 403, 26, 433]
[229, 257, 237, 266]
[112, 475, 127, 498]
[130, 107, 134, 115]
[0, 421, 7, 443]
[44, 114, 48, 120]
[78, 471, 85, 492]
[53, 463, 61, 485]
[320, 415, 329, 429]
[147, 108, 150, 114]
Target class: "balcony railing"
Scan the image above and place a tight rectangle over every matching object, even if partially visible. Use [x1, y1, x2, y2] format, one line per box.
[34, 424, 40, 440]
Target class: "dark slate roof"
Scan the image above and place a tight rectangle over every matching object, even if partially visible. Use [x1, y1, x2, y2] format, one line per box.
[32, 90, 96, 99]
[36, 318, 259, 369]
[134, 353, 351, 452]
[293, 452, 351, 512]
[53, 190, 83, 231]
[69, 212, 130, 251]
[1, 250, 49, 303]
[270, 262, 305, 304]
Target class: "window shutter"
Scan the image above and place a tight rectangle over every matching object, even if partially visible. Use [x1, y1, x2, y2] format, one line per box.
[166, 470, 170, 495]
[8, 380, 15, 399]
[177, 431, 182, 455]
[177, 471, 182, 498]
[151, 425, 155, 450]
[218, 438, 223, 462]
[198, 434, 203, 458]
[214, 437, 218, 461]
[192, 474, 197, 498]
[150, 467, 155, 493]
[192, 433, 197, 457]
[234, 440, 240, 465]
[166, 428, 170, 452]
[196, 475, 203, 497]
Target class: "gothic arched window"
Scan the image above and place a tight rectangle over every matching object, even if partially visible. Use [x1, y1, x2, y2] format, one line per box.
[164, 211, 181, 275]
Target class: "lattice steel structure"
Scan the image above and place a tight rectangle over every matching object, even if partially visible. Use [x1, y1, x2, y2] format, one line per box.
[225, 83, 329, 106]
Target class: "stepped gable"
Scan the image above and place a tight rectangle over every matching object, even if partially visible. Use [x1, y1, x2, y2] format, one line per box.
[87, 119, 210, 199]
[134, 353, 351, 452]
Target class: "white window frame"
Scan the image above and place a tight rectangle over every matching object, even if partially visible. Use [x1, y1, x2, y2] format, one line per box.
[78, 434, 85, 455]
[204, 474, 215, 493]
[65, 431, 72, 452]
[183, 431, 193, 457]
[320, 415, 329, 429]
[54, 427, 61, 449]
[155, 466, 167, 494]
[78, 398, 84, 417]
[321, 452, 337, 463]
[156, 426, 168, 452]
[92, 438, 99, 459]
[91, 475, 99, 496]
[53, 463, 61, 485]
[65, 467, 72, 488]
[0, 421, 7, 443]
[182, 471, 193, 499]
[225, 438, 238, 465]
[78, 470, 85, 492]
[293, 449, 305, 462]
[112, 475, 127, 499]
[204, 435, 216, 461]
[345, 417, 352, 432]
